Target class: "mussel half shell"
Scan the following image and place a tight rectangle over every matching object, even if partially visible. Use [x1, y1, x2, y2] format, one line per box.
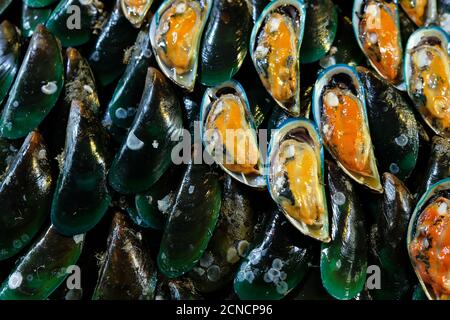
[267, 118, 330, 242]
[399, 0, 435, 27]
[121, 0, 153, 27]
[200, 80, 266, 189]
[404, 26, 449, 138]
[407, 178, 450, 300]
[312, 64, 382, 193]
[150, 0, 212, 91]
[352, 0, 404, 86]
[249, 0, 306, 116]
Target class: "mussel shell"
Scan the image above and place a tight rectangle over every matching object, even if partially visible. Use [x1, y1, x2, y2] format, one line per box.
[0, 21, 20, 105]
[108, 67, 183, 194]
[199, 0, 252, 86]
[249, 0, 306, 116]
[23, 0, 59, 8]
[200, 80, 266, 189]
[352, 0, 404, 86]
[312, 64, 382, 193]
[157, 154, 222, 278]
[233, 209, 313, 300]
[21, 3, 51, 38]
[149, 0, 213, 91]
[407, 177, 450, 299]
[301, 0, 338, 64]
[0, 226, 84, 300]
[121, 0, 153, 27]
[267, 118, 330, 242]
[188, 175, 255, 293]
[404, 26, 449, 138]
[399, 0, 434, 27]
[320, 161, 367, 300]
[416, 135, 450, 197]
[46, 0, 102, 47]
[0, 24, 64, 139]
[92, 211, 157, 300]
[0, 131, 52, 261]
[0, 0, 13, 15]
[108, 29, 152, 129]
[357, 66, 419, 180]
[370, 173, 414, 299]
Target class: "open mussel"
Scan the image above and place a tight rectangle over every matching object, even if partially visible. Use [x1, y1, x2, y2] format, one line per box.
[399, 0, 434, 26]
[405, 26, 449, 138]
[121, 0, 153, 27]
[312, 64, 382, 193]
[150, 0, 212, 91]
[249, 0, 306, 116]
[353, 0, 404, 86]
[200, 80, 266, 188]
[407, 178, 450, 300]
[267, 119, 329, 242]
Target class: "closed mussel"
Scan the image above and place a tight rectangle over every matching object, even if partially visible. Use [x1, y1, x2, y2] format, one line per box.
[267, 118, 330, 242]
[150, 0, 212, 91]
[250, 0, 306, 116]
[407, 178, 450, 300]
[353, 0, 404, 86]
[312, 64, 382, 192]
[201, 80, 266, 188]
[404, 26, 449, 138]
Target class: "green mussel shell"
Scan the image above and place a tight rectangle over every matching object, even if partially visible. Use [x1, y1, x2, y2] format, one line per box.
[46, 0, 102, 47]
[0, 25, 63, 139]
[21, 3, 51, 38]
[0, 226, 84, 300]
[0, 21, 20, 105]
[199, 0, 252, 86]
[51, 100, 111, 236]
[158, 157, 222, 278]
[301, 0, 338, 64]
[234, 209, 313, 300]
[189, 175, 255, 293]
[357, 66, 419, 180]
[88, 0, 138, 86]
[108, 67, 183, 194]
[320, 161, 368, 300]
[92, 211, 157, 300]
[370, 173, 414, 300]
[23, 0, 58, 8]
[108, 29, 152, 129]
[0, 131, 52, 261]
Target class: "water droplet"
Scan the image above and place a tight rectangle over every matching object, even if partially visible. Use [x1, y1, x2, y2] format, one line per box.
[389, 163, 399, 174]
[126, 131, 144, 150]
[333, 192, 346, 206]
[394, 134, 408, 147]
[272, 258, 283, 270]
[115, 108, 128, 119]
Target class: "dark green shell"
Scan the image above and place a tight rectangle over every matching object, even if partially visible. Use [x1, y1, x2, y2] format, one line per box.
[301, 0, 338, 64]
[92, 211, 157, 300]
[51, 100, 111, 236]
[46, 0, 102, 47]
[319, 14, 363, 67]
[157, 158, 222, 278]
[88, 0, 138, 86]
[0, 25, 63, 139]
[357, 67, 419, 180]
[132, 165, 182, 230]
[0, 226, 84, 300]
[108, 67, 183, 194]
[294, 268, 334, 300]
[189, 175, 255, 293]
[248, 0, 271, 23]
[0, 131, 52, 261]
[21, 3, 51, 38]
[199, 0, 251, 86]
[108, 30, 152, 129]
[0, 21, 20, 106]
[370, 173, 414, 300]
[416, 136, 450, 198]
[23, 0, 58, 8]
[234, 209, 313, 300]
[320, 161, 367, 300]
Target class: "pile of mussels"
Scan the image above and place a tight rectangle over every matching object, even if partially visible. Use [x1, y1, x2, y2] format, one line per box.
[0, 0, 448, 300]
